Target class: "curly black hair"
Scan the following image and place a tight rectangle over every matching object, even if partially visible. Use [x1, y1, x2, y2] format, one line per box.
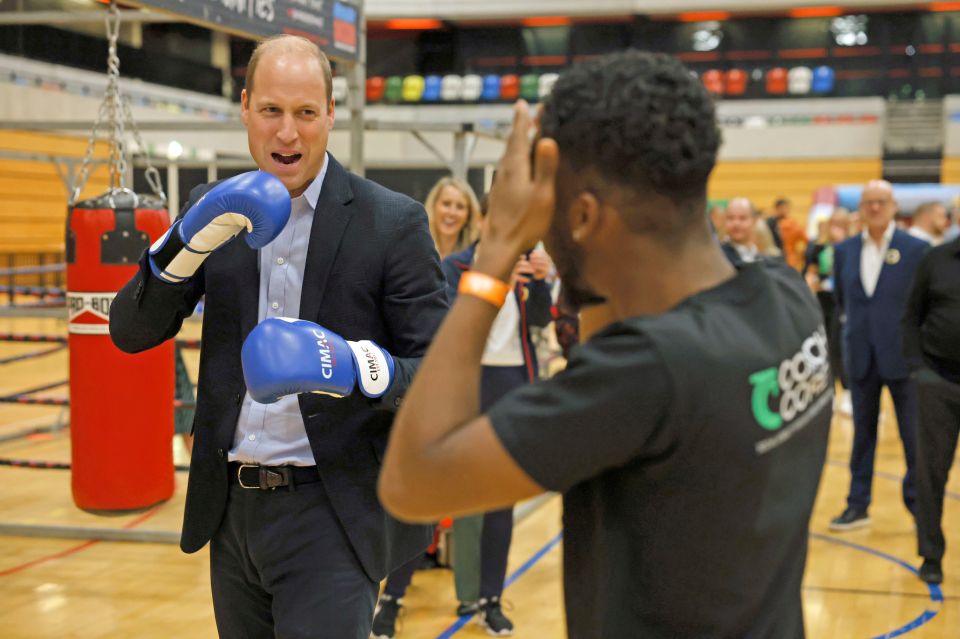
[540, 50, 721, 232]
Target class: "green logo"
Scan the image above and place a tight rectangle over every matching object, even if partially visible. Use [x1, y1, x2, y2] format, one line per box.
[749, 327, 830, 431]
[749, 367, 782, 430]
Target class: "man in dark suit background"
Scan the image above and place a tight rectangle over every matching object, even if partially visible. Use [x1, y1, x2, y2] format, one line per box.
[902, 234, 960, 584]
[830, 179, 928, 531]
[109, 35, 447, 638]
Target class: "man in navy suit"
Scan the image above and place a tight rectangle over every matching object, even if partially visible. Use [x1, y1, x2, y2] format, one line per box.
[109, 36, 447, 637]
[830, 180, 929, 530]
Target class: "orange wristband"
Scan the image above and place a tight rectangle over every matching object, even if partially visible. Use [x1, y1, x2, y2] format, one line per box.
[458, 271, 511, 308]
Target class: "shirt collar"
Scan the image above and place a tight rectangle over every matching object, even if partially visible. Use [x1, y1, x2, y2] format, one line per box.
[295, 152, 328, 212]
[731, 242, 758, 258]
[908, 226, 934, 243]
[861, 221, 895, 247]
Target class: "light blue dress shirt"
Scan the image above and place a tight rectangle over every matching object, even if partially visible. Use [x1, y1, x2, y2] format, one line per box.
[229, 155, 329, 466]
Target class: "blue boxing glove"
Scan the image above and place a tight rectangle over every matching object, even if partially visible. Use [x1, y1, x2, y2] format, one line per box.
[242, 317, 395, 404]
[149, 171, 291, 283]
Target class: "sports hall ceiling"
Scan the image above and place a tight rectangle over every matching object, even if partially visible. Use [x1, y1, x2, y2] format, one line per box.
[1, 1, 940, 22]
[365, 0, 936, 20]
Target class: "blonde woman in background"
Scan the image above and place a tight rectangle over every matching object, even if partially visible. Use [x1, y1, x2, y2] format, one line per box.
[754, 215, 783, 258]
[424, 177, 481, 259]
[803, 209, 851, 414]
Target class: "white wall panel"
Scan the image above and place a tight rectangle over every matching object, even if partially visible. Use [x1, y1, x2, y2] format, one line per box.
[943, 95, 960, 157]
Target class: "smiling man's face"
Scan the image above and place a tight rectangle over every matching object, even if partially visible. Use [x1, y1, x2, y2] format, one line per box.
[240, 48, 334, 197]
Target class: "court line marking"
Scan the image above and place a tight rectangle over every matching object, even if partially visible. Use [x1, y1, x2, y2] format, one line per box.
[810, 533, 943, 638]
[802, 584, 960, 601]
[0, 506, 162, 577]
[434, 531, 564, 639]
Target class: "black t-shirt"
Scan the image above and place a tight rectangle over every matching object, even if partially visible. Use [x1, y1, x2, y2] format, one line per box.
[489, 261, 831, 639]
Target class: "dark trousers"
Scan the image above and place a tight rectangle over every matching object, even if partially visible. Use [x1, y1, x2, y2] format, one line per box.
[383, 507, 513, 601]
[383, 554, 417, 599]
[479, 507, 513, 598]
[381, 365, 527, 602]
[210, 480, 378, 639]
[847, 359, 918, 514]
[915, 369, 960, 561]
[477, 366, 526, 599]
[817, 291, 846, 389]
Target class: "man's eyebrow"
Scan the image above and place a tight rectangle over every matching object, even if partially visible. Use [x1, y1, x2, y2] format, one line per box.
[253, 98, 323, 110]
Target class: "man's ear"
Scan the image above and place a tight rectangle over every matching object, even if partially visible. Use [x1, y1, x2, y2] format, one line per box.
[240, 89, 250, 127]
[569, 191, 603, 244]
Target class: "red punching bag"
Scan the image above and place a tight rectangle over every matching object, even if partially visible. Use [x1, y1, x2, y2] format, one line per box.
[67, 189, 175, 514]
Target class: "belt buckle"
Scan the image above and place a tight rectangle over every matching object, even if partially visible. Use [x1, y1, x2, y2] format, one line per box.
[237, 464, 260, 489]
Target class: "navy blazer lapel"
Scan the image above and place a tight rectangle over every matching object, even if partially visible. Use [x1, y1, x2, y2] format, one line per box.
[846, 236, 867, 299]
[300, 156, 354, 322]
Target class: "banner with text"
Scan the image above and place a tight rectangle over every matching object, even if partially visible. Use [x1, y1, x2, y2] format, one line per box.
[124, 0, 360, 62]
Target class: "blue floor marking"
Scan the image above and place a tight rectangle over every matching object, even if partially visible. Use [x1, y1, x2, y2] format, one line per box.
[433, 531, 563, 639]
[811, 533, 943, 638]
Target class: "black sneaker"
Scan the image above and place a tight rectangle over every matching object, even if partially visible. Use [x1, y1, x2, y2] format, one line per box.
[919, 559, 943, 584]
[828, 507, 870, 531]
[478, 597, 514, 637]
[455, 600, 479, 617]
[370, 595, 402, 639]
[419, 549, 444, 570]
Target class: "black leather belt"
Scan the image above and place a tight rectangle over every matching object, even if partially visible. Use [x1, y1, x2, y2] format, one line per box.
[229, 462, 320, 491]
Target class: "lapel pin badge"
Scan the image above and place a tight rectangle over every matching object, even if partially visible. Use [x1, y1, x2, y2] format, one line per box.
[885, 248, 901, 265]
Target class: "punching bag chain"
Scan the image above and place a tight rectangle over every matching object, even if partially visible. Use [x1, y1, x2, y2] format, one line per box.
[72, 0, 166, 206]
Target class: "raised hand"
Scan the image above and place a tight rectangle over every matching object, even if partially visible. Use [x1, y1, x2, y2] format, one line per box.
[476, 101, 559, 281]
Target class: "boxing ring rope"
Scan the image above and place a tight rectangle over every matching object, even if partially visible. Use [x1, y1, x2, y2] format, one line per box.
[0, 379, 69, 397]
[0, 457, 189, 472]
[0, 394, 196, 410]
[0, 344, 66, 365]
[0, 379, 68, 407]
[0, 421, 67, 445]
[0, 285, 66, 297]
[0, 261, 66, 308]
[0, 334, 68, 344]
[0, 263, 67, 276]
[0, 333, 201, 350]
[1, 395, 68, 407]
[0, 522, 180, 545]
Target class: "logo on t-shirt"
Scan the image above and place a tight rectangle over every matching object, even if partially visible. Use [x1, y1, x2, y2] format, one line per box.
[748, 326, 833, 454]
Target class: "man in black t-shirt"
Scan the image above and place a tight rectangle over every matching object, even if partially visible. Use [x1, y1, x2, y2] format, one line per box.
[379, 52, 831, 638]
